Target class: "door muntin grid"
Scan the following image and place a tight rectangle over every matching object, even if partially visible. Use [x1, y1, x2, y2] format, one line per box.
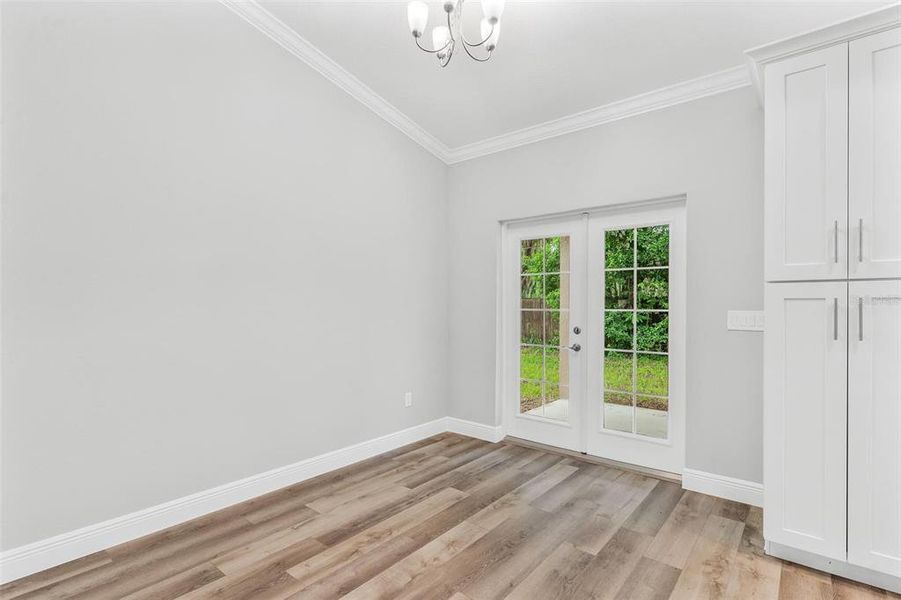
[519, 236, 571, 421]
[602, 225, 670, 439]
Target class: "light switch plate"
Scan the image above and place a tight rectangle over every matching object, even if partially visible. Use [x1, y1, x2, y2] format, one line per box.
[404, 392, 413, 407]
[727, 310, 764, 332]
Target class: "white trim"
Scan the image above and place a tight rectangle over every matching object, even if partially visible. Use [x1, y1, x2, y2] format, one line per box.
[766, 541, 901, 594]
[445, 417, 505, 443]
[218, 0, 453, 163]
[745, 3, 901, 101]
[0, 418, 446, 584]
[682, 468, 764, 508]
[444, 66, 750, 164]
[218, 0, 752, 165]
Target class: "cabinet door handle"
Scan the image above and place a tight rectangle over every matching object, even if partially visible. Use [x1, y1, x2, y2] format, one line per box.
[858, 218, 863, 263]
[834, 220, 839, 264]
[858, 296, 864, 341]
[834, 297, 839, 341]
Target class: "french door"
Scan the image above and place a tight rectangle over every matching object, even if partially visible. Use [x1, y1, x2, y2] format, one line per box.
[503, 203, 685, 474]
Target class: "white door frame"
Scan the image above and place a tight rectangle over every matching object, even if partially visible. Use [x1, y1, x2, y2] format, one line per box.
[498, 196, 686, 473]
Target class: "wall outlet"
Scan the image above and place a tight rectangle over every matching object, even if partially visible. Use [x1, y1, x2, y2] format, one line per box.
[727, 310, 765, 332]
[404, 392, 413, 407]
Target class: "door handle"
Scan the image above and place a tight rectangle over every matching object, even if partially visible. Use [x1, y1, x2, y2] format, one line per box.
[833, 297, 839, 341]
[858, 218, 863, 263]
[834, 220, 839, 264]
[858, 296, 864, 342]
[566, 343, 581, 352]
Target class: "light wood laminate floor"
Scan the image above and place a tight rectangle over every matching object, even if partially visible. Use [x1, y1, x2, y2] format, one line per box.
[2, 433, 898, 599]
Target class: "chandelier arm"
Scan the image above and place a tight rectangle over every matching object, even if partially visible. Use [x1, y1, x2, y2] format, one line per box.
[415, 35, 451, 55]
[440, 42, 454, 68]
[460, 40, 492, 62]
[462, 21, 494, 48]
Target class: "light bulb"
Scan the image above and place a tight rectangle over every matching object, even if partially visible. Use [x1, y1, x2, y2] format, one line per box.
[432, 25, 450, 52]
[481, 0, 505, 24]
[480, 18, 500, 51]
[407, 1, 428, 37]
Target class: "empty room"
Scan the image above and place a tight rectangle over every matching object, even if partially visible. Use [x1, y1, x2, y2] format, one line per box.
[1, 0, 900, 598]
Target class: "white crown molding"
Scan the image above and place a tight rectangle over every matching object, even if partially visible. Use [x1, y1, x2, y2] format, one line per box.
[218, 0, 453, 163]
[745, 2, 901, 102]
[444, 66, 751, 164]
[219, 1, 757, 166]
[682, 468, 764, 508]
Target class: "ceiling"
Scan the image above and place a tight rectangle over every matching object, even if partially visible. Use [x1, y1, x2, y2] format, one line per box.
[259, 1, 887, 149]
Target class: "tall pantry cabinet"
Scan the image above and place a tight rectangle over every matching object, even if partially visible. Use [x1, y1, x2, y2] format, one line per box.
[749, 6, 901, 592]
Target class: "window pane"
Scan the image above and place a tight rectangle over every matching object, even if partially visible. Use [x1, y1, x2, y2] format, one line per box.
[546, 346, 565, 384]
[520, 380, 542, 415]
[545, 311, 564, 346]
[521, 275, 544, 308]
[604, 351, 633, 392]
[520, 311, 543, 345]
[637, 268, 668, 310]
[604, 311, 634, 350]
[605, 270, 634, 309]
[637, 225, 669, 267]
[545, 237, 561, 272]
[604, 392, 633, 433]
[545, 383, 568, 420]
[545, 273, 561, 309]
[636, 354, 668, 396]
[520, 346, 543, 381]
[637, 396, 668, 439]
[637, 312, 668, 352]
[521, 239, 544, 274]
[605, 228, 634, 268]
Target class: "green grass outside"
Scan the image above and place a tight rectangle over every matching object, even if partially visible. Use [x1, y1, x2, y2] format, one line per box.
[520, 348, 668, 412]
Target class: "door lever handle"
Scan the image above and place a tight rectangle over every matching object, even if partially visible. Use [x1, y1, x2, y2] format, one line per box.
[566, 343, 581, 352]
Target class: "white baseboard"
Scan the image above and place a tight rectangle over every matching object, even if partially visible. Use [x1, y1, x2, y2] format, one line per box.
[3, 418, 761, 585]
[0, 418, 447, 584]
[445, 417, 505, 443]
[682, 468, 764, 507]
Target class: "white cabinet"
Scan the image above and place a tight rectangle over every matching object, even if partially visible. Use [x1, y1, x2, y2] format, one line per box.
[764, 282, 848, 560]
[764, 45, 848, 282]
[848, 280, 901, 576]
[850, 29, 901, 280]
[756, 11, 901, 591]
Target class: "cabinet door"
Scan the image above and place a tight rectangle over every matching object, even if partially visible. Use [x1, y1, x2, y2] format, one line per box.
[765, 45, 848, 282]
[764, 282, 847, 560]
[850, 28, 901, 280]
[849, 280, 901, 576]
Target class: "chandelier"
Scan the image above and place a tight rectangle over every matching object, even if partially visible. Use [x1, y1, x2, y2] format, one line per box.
[406, 0, 505, 67]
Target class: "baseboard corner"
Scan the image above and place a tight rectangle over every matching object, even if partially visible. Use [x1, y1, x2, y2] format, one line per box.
[682, 467, 764, 507]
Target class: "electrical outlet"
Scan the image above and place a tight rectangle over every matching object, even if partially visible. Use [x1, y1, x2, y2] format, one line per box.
[404, 392, 413, 407]
[727, 310, 765, 332]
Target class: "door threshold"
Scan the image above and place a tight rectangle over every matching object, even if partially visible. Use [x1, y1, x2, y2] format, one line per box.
[503, 435, 682, 485]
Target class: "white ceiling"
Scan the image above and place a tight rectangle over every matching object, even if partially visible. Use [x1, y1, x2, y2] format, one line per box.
[259, 1, 886, 148]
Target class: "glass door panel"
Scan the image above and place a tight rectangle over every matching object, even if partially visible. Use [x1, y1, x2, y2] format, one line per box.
[519, 236, 571, 420]
[505, 217, 585, 452]
[601, 225, 670, 440]
[586, 204, 685, 474]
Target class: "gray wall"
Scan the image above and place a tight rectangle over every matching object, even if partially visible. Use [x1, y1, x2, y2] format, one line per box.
[447, 88, 764, 484]
[0, 1, 448, 550]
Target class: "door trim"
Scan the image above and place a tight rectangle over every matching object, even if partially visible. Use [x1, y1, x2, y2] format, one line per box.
[498, 195, 687, 469]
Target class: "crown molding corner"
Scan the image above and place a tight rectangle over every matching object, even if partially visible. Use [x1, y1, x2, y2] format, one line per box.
[444, 66, 751, 164]
[218, 0, 452, 163]
[745, 2, 901, 100]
